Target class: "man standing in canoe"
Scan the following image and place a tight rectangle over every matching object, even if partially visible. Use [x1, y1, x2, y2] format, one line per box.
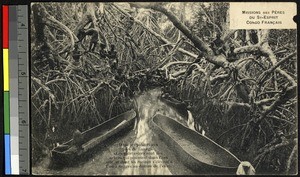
[73, 129, 84, 151]
[70, 122, 84, 153]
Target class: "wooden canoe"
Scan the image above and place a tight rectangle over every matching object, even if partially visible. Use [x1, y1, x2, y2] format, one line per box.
[50, 109, 136, 168]
[150, 114, 241, 174]
[160, 94, 188, 119]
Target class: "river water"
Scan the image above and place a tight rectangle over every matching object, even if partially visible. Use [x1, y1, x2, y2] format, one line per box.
[32, 88, 197, 175]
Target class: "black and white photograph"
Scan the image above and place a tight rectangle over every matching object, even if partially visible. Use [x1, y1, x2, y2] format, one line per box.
[30, 2, 297, 175]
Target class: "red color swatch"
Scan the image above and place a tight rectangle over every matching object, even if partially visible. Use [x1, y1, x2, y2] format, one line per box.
[2, 5, 9, 48]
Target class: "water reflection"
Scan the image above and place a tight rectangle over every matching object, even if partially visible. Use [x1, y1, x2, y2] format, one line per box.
[122, 88, 195, 175]
[33, 89, 197, 175]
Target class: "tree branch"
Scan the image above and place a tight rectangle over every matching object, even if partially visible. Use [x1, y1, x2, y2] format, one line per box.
[256, 85, 297, 124]
[112, 3, 198, 59]
[129, 2, 231, 68]
[259, 30, 296, 86]
[258, 52, 296, 85]
[33, 4, 76, 50]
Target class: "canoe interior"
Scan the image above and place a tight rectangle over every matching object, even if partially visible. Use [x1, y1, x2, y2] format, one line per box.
[53, 109, 136, 154]
[152, 114, 240, 169]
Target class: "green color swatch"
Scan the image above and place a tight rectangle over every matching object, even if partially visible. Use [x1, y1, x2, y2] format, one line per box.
[4, 91, 10, 134]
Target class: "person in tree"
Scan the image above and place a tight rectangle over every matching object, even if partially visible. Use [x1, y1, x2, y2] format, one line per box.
[85, 28, 99, 52]
[210, 33, 226, 56]
[107, 44, 117, 59]
[249, 30, 258, 44]
[226, 44, 238, 62]
[115, 68, 125, 82]
[72, 43, 82, 63]
[107, 44, 118, 73]
[99, 43, 107, 58]
[76, 28, 86, 43]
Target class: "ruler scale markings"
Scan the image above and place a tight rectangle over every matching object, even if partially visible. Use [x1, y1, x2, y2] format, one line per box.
[17, 5, 30, 175]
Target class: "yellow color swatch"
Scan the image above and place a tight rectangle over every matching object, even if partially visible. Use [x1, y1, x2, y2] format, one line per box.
[3, 49, 9, 91]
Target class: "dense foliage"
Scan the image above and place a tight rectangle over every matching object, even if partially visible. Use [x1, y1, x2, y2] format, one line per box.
[31, 2, 297, 174]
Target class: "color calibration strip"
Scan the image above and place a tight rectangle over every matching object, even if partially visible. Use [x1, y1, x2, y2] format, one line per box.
[3, 5, 30, 175]
[3, 5, 11, 175]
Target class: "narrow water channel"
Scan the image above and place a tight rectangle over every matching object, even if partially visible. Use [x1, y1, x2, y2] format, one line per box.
[32, 88, 197, 175]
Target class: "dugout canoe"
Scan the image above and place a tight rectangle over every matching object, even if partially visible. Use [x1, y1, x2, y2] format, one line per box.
[150, 114, 241, 174]
[50, 110, 136, 168]
[160, 93, 189, 119]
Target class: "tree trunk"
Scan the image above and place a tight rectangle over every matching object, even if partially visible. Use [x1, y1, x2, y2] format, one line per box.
[32, 4, 76, 50]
